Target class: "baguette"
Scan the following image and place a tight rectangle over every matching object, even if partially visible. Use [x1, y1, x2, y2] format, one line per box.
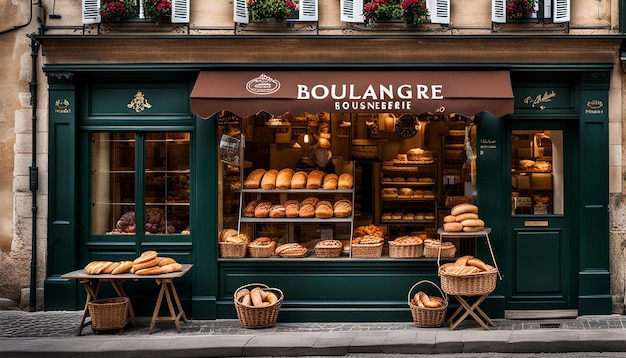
[84, 261, 102, 274]
[133, 250, 158, 264]
[460, 219, 485, 227]
[241, 294, 252, 306]
[159, 263, 183, 273]
[93, 261, 114, 275]
[455, 213, 479, 222]
[443, 222, 463, 232]
[454, 255, 473, 266]
[250, 287, 264, 307]
[135, 266, 163, 275]
[102, 262, 121, 274]
[131, 257, 160, 273]
[443, 215, 457, 223]
[111, 261, 133, 275]
[157, 257, 177, 266]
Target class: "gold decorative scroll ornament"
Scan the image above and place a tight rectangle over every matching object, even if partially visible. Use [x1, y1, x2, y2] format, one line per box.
[127, 91, 152, 112]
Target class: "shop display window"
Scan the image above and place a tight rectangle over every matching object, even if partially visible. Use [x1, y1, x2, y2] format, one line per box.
[90, 132, 191, 235]
[511, 130, 563, 215]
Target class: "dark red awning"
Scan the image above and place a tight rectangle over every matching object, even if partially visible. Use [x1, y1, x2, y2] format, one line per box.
[191, 70, 514, 118]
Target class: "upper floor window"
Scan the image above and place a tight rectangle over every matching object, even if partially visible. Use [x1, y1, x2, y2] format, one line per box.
[234, 0, 319, 24]
[340, 0, 450, 25]
[492, 0, 569, 24]
[82, 0, 189, 24]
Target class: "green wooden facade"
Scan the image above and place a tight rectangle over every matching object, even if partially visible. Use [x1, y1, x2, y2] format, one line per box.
[44, 64, 612, 320]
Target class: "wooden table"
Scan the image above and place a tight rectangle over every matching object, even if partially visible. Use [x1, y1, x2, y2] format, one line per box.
[61, 264, 192, 335]
[437, 228, 500, 331]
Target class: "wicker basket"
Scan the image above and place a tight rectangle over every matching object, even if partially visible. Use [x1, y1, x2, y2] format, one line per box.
[423, 242, 457, 258]
[439, 263, 498, 296]
[234, 283, 283, 329]
[88, 297, 129, 332]
[407, 280, 448, 327]
[248, 244, 275, 258]
[219, 240, 248, 258]
[351, 242, 383, 258]
[389, 241, 424, 258]
[315, 246, 342, 258]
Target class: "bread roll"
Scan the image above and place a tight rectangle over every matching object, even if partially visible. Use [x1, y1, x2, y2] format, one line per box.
[450, 203, 479, 216]
[261, 169, 279, 190]
[244, 169, 266, 189]
[338, 173, 353, 189]
[460, 218, 485, 227]
[307, 170, 325, 189]
[275, 168, 294, 189]
[291, 171, 308, 189]
[443, 222, 463, 232]
[455, 213, 479, 222]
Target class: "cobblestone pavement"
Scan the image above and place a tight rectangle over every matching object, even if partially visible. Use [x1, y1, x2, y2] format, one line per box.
[1, 310, 626, 337]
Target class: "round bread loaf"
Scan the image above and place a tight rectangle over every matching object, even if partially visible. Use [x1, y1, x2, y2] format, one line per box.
[443, 222, 463, 232]
[450, 203, 479, 216]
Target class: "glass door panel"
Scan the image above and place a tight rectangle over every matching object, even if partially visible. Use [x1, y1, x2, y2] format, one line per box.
[91, 132, 136, 235]
[511, 130, 563, 215]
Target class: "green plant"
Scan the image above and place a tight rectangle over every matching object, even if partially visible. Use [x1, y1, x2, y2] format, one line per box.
[99, 0, 137, 22]
[247, 0, 297, 21]
[143, 0, 172, 21]
[363, 0, 403, 27]
[506, 0, 536, 19]
[401, 0, 428, 26]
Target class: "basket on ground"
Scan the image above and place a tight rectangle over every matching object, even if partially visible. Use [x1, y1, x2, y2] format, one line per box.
[407, 280, 448, 327]
[219, 240, 248, 258]
[88, 297, 129, 332]
[439, 263, 497, 296]
[234, 283, 283, 328]
[389, 240, 423, 258]
[351, 242, 383, 258]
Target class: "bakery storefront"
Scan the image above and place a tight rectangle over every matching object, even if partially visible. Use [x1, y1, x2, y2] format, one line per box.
[45, 66, 612, 321]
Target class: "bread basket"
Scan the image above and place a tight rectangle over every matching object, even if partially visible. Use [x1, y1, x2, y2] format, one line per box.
[87, 297, 129, 332]
[439, 263, 497, 296]
[234, 283, 283, 329]
[219, 239, 249, 258]
[389, 240, 424, 258]
[351, 242, 383, 258]
[423, 241, 457, 258]
[407, 280, 448, 327]
[248, 242, 276, 258]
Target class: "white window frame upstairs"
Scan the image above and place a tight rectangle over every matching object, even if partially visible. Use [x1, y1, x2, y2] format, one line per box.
[492, 0, 569, 24]
[234, 0, 319, 24]
[82, 0, 189, 25]
[340, 0, 450, 25]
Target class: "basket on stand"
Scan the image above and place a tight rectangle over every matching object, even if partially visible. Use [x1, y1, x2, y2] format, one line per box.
[439, 263, 497, 296]
[234, 283, 283, 329]
[87, 297, 129, 333]
[407, 280, 448, 327]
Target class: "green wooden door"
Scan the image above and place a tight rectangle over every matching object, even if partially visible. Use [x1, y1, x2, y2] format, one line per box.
[504, 118, 579, 310]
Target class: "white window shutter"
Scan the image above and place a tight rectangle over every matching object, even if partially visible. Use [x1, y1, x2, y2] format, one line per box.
[171, 0, 189, 23]
[341, 0, 364, 23]
[299, 0, 318, 21]
[492, 0, 506, 23]
[234, 0, 249, 24]
[427, 0, 449, 24]
[553, 0, 570, 23]
[82, 0, 101, 24]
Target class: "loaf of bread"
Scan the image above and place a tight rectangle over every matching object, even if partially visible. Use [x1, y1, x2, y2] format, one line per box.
[441, 256, 494, 275]
[291, 171, 308, 189]
[455, 213, 479, 222]
[323, 173, 338, 190]
[333, 200, 352, 218]
[254, 201, 273, 218]
[299, 204, 315, 218]
[301, 197, 319, 207]
[275, 243, 308, 257]
[284, 200, 300, 218]
[269, 204, 286, 218]
[398, 188, 413, 197]
[242, 200, 259, 218]
[218, 228, 239, 242]
[338, 173, 354, 189]
[382, 188, 398, 197]
[244, 169, 266, 189]
[275, 168, 294, 190]
[261, 169, 278, 190]
[315, 203, 333, 219]
[306, 170, 325, 189]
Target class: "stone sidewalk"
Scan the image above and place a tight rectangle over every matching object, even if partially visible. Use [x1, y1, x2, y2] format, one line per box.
[2, 310, 626, 357]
